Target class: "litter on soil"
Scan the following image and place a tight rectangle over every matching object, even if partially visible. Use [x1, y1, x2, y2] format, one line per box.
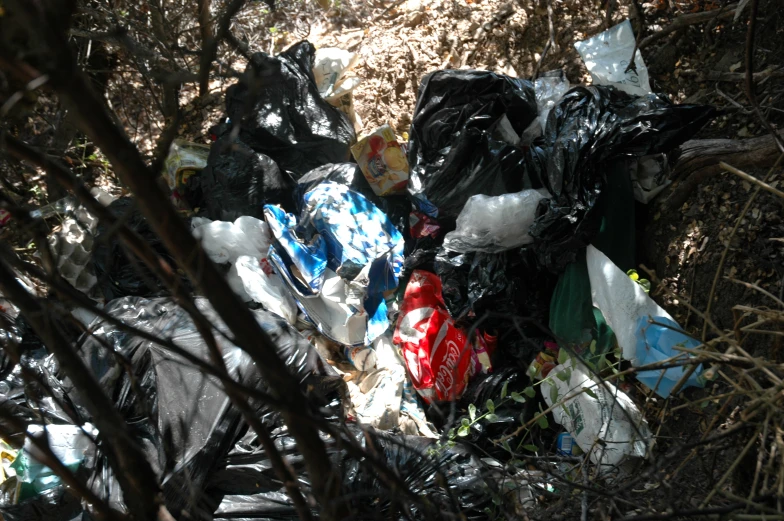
[3, 16, 764, 520]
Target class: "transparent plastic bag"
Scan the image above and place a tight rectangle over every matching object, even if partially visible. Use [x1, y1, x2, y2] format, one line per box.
[443, 189, 549, 253]
[574, 20, 651, 96]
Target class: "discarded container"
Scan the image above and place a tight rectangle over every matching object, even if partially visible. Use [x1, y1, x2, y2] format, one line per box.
[351, 124, 410, 196]
[534, 70, 570, 132]
[162, 139, 210, 208]
[394, 270, 478, 403]
[10, 424, 97, 502]
[538, 357, 652, 472]
[574, 19, 652, 96]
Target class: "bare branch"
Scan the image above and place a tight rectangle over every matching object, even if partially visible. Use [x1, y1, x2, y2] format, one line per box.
[638, 3, 738, 49]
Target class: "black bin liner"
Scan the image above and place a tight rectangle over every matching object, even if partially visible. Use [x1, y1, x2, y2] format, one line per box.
[407, 70, 539, 222]
[0, 297, 344, 519]
[207, 424, 504, 521]
[224, 41, 355, 179]
[528, 86, 716, 271]
[92, 197, 189, 300]
[198, 137, 298, 219]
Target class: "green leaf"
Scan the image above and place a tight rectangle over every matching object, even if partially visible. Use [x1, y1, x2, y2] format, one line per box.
[700, 400, 710, 409]
[87, 154, 97, 161]
[523, 387, 536, 398]
[555, 370, 569, 382]
[457, 425, 470, 437]
[491, 494, 502, 506]
[485, 413, 499, 423]
[519, 413, 526, 425]
[537, 415, 550, 429]
[549, 382, 559, 405]
[589, 340, 597, 355]
[501, 381, 509, 399]
[583, 387, 598, 399]
[461, 417, 470, 427]
[557, 348, 569, 365]
[522, 444, 539, 452]
[502, 440, 512, 453]
[486, 399, 495, 414]
[468, 403, 477, 421]
[511, 392, 526, 403]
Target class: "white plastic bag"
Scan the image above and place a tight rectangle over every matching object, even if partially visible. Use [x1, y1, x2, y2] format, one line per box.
[313, 48, 361, 101]
[540, 358, 651, 471]
[443, 189, 549, 253]
[312, 47, 363, 130]
[586, 245, 672, 365]
[234, 255, 297, 324]
[574, 20, 651, 96]
[191, 216, 271, 264]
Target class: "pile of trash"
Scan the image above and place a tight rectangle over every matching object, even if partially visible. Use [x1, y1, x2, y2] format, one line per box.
[0, 26, 716, 519]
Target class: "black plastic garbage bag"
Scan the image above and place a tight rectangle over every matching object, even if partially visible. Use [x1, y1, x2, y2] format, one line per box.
[434, 246, 556, 326]
[93, 197, 189, 300]
[529, 86, 715, 271]
[12, 296, 344, 519]
[225, 41, 355, 178]
[197, 136, 298, 219]
[207, 423, 506, 521]
[407, 70, 539, 221]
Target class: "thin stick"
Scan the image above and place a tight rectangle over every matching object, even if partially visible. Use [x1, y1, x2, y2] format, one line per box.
[721, 162, 784, 200]
[531, 0, 554, 80]
[701, 428, 760, 506]
[700, 153, 784, 342]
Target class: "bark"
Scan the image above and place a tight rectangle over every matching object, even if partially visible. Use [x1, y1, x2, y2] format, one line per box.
[663, 131, 784, 211]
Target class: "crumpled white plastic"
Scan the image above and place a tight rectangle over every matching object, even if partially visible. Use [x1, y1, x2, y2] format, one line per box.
[191, 216, 271, 264]
[586, 245, 671, 365]
[443, 189, 550, 253]
[540, 358, 651, 472]
[574, 19, 652, 96]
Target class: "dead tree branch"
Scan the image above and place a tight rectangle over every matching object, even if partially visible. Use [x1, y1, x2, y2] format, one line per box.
[663, 130, 784, 211]
[744, 0, 784, 154]
[638, 3, 738, 49]
[0, 4, 346, 518]
[199, 0, 246, 97]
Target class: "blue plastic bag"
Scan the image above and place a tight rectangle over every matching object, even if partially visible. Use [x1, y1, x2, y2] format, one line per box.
[264, 182, 404, 345]
[635, 316, 704, 398]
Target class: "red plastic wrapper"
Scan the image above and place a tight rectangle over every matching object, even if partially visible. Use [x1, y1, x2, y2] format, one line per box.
[409, 211, 440, 240]
[394, 270, 477, 403]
